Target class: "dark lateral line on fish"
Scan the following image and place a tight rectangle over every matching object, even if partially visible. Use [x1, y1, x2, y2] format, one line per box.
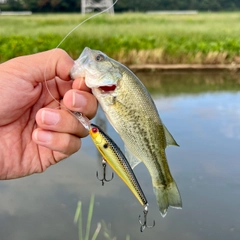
[141, 129, 168, 187]
[150, 160, 168, 188]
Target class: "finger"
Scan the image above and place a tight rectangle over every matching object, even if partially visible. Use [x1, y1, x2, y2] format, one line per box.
[63, 90, 98, 119]
[72, 77, 92, 92]
[42, 77, 73, 106]
[37, 48, 74, 82]
[55, 76, 73, 97]
[8, 48, 74, 85]
[32, 129, 81, 156]
[35, 108, 89, 138]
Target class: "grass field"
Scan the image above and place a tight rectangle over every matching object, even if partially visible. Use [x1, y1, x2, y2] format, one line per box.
[1, 12, 240, 64]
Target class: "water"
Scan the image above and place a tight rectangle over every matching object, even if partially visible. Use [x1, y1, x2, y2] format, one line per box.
[1, 71, 240, 240]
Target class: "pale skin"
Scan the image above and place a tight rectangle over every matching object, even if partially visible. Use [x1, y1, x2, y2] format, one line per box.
[0, 49, 97, 180]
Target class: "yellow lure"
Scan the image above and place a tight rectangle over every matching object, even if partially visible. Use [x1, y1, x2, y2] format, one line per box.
[89, 123, 147, 207]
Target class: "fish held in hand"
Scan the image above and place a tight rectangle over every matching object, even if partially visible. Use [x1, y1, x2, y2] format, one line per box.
[71, 47, 182, 217]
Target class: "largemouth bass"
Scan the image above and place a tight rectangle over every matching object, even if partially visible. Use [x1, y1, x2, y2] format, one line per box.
[71, 47, 182, 217]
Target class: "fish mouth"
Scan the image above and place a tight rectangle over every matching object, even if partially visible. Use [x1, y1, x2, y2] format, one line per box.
[98, 84, 117, 93]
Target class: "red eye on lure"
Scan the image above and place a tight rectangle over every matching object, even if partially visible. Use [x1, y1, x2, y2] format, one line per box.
[92, 127, 99, 133]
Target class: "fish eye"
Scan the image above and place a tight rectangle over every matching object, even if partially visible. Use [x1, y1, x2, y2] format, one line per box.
[103, 143, 108, 149]
[92, 127, 99, 133]
[96, 54, 104, 62]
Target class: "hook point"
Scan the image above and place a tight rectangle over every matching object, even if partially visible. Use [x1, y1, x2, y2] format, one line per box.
[138, 205, 155, 232]
[96, 159, 114, 185]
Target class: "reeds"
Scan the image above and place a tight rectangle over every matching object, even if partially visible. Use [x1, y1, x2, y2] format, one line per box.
[74, 195, 101, 240]
[74, 195, 131, 240]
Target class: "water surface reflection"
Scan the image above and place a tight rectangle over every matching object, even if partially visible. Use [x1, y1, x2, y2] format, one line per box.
[1, 71, 240, 240]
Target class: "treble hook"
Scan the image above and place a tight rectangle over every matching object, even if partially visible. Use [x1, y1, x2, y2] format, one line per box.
[138, 204, 155, 232]
[96, 159, 114, 186]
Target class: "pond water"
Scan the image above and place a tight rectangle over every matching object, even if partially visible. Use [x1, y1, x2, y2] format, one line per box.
[1, 71, 240, 240]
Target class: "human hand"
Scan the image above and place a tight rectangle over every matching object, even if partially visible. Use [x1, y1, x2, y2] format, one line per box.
[0, 49, 97, 179]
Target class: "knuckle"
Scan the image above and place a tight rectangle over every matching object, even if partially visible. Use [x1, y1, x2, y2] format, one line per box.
[54, 48, 68, 57]
[62, 134, 72, 149]
[62, 134, 81, 155]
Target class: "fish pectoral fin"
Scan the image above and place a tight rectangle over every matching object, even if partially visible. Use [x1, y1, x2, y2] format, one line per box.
[163, 124, 179, 147]
[124, 146, 141, 169]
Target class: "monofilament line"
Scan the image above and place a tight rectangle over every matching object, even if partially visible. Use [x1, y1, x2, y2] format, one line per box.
[43, 0, 119, 106]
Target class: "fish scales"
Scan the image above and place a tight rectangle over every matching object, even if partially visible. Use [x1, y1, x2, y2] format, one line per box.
[95, 68, 171, 185]
[71, 47, 182, 217]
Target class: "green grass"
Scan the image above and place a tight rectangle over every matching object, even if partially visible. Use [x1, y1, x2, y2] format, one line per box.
[1, 12, 240, 63]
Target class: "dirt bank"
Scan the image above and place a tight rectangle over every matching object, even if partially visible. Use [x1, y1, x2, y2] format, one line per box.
[129, 64, 240, 72]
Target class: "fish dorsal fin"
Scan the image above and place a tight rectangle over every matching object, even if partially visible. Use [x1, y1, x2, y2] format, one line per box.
[125, 146, 142, 169]
[163, 124, 179, 147]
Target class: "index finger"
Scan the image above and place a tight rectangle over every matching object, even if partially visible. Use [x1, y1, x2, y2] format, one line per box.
[6, 48, 74, 85]
[43, 48, 74, 82]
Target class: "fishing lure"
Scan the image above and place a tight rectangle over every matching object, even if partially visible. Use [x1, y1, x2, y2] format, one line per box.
[89, 123, 155, 232]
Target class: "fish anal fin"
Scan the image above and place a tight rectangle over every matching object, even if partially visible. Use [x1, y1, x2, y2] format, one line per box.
[163, 124, 179, 147]
[125, 146, 141, 169]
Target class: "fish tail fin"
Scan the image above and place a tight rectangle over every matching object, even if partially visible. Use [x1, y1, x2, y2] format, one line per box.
[153, 180, 182, 217]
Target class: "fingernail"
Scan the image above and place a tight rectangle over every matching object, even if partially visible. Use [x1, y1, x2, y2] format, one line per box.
[34, 130, 52, 143]
[78, 77, 85, 89]
[72, 91, 87, 108]
[42, 110, 60, 125]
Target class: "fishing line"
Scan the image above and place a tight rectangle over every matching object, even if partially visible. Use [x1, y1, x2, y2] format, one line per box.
[43, 0, 119, 128]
